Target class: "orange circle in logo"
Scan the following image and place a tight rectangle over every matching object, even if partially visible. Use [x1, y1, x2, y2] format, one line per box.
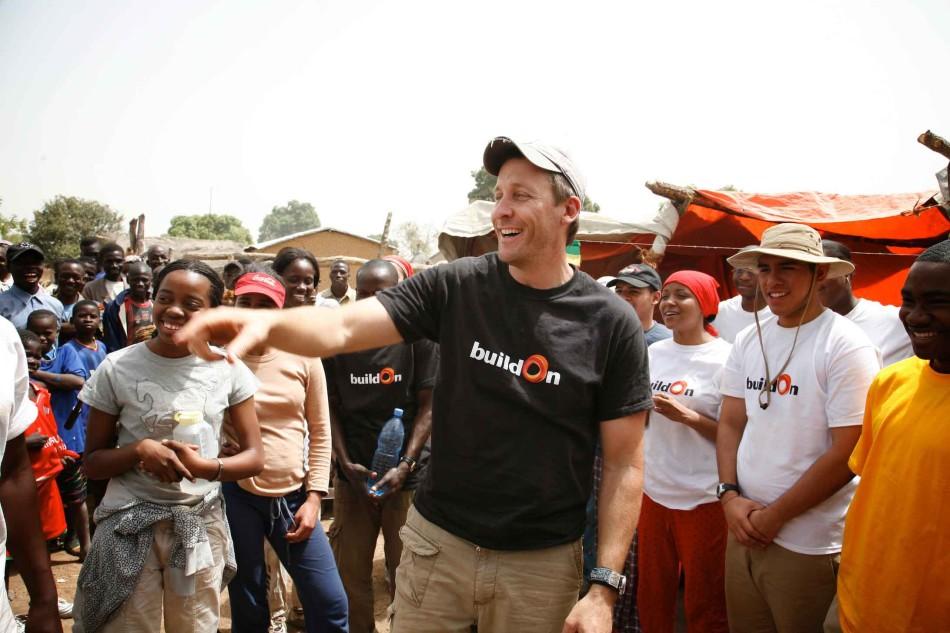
[379, 367, 396, 385]
[521, 354, 549, 384]
[776, 373, 792, 395]
[669, 380, 688, 395]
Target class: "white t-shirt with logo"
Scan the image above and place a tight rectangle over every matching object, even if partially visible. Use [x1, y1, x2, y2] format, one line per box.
[0, 317, 39, 630]
[645, 337, 732, 510]
[845, 298, 913, 367]
[720, 309, 881, 554]
[715, 295, 773, 344]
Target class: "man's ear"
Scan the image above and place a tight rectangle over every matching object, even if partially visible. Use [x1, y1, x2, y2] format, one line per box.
[563, 195, 582, 226]
[816, 264, 831, 282]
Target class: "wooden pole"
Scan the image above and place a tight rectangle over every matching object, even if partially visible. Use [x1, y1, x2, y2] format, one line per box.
[378, 210, 393, 257]
[644, 180, 694, 205]
[918, 130, 950, 160]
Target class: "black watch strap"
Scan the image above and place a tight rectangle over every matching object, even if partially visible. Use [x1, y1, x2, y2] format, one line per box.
[717, 482, 741, 499]
[589, 567, 626, 595]
[399, 456, 418, 473]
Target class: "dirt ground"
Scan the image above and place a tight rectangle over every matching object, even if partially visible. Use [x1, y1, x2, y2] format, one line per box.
[7, 520, 393, 633]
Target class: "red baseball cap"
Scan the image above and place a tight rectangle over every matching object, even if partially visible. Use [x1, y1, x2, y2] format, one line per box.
[234, 272, 286, 308]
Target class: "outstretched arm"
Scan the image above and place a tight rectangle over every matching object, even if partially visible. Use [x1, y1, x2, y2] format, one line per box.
[176, 298, 404, 362]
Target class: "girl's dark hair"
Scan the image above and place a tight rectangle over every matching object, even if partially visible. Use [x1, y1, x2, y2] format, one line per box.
[72, 300, 100, 319]
[272, 247, 320, 284]
[154, 259, 224, 307]
[18, 329, 40, 348]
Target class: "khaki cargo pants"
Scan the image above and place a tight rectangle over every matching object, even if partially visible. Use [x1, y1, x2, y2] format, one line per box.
[391, 506, 583, 633]
[725, 533, 839, 633]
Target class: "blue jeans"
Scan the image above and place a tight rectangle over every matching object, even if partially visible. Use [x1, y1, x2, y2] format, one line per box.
[223, 482, 348, 633]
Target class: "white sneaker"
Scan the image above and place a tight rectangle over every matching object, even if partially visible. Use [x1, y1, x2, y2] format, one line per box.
[14, 615, 27, 633]
[58, 597, 74, 619]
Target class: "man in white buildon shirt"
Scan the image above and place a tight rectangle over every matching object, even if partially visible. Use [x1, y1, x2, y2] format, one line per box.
[715, 224, 882, 633]
[817, 240, 914, 367]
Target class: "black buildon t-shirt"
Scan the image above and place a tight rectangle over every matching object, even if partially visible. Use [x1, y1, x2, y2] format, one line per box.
[377, 253, 652, 550]
[323, 340, 439, 490]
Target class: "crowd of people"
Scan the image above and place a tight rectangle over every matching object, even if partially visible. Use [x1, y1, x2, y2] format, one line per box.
[0, 135, 947, 633]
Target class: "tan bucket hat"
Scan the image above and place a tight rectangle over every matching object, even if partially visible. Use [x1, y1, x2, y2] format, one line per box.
[727, 223, 854, 279]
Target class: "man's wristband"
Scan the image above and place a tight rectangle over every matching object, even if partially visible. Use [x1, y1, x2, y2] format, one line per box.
[398, 455, 418, 473]
[589, 567, 626, 595]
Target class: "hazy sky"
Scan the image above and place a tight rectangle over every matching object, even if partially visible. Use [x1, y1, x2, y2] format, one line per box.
[1, 0, 948, 243]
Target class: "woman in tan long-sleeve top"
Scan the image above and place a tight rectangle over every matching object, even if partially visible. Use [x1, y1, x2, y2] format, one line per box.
[222, 270, 348, 633]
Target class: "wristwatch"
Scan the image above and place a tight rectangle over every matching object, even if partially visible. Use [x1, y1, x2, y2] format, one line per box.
[716, 482, 741, 499]
[398, 456, 418, 473]
[589, 567, 626, 595]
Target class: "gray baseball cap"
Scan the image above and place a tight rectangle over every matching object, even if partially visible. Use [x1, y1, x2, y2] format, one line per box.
[483, 136, 586, 201]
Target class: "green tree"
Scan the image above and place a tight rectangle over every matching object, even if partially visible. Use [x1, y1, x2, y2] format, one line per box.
[395, 221, 437, 259]
[582, 197, 601, 213]
[258, 200, 321, 242]
[0, 199, 27, 242]
[167, 213, 252, 243]
[467, 167, 497, 203]
[28, 195, 122, 260]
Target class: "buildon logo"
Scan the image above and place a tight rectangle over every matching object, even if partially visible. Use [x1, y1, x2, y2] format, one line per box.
[746, 374, 799, 396]
[350, 367, 403, 385]
[651, 380, 694, 397]
[469, 341, 561, 385]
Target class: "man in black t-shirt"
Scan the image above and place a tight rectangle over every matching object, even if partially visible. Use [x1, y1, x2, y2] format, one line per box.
[179, 136, 651, 633]
[324, 259, 438, 633]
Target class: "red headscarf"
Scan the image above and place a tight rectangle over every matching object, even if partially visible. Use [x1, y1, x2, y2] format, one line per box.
[663, 270, 720, 337]
[383, 255, 414, 280]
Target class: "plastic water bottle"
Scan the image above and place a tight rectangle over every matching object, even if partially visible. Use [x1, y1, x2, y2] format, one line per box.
[172, 410, 218, 495]
[367, 408, 405, 496]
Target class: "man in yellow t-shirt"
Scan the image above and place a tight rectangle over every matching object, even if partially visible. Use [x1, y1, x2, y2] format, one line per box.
[832, 240, 950, 632]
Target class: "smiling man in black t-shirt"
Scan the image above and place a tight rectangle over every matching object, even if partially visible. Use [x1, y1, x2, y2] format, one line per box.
[178, 136, 652, 633]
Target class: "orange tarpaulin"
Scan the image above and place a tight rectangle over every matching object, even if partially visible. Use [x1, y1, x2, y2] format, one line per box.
[657, 190, 950, 306]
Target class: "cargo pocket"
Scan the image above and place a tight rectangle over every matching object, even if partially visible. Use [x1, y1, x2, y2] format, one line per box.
[395, 523, 440, 608]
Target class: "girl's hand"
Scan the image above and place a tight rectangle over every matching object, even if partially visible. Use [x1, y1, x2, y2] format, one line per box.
[136, 438, 194, 483]
[162, 440, 213, 480]
[652, 393, 699, 425]
[286, 493, 322, 543]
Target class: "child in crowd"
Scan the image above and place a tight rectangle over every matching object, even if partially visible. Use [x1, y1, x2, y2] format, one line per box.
[25, 309, 61, 367]
[102, 261, 155, 351]
[49, 300, 107, 560]
[73, 259, 264, 633]
[28, 302, 89, 568]
[18, 329, 77, 619]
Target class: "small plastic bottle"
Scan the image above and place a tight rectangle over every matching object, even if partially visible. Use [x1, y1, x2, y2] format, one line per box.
[172, 410, 217, 495]
[366, 408, 405, 496]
